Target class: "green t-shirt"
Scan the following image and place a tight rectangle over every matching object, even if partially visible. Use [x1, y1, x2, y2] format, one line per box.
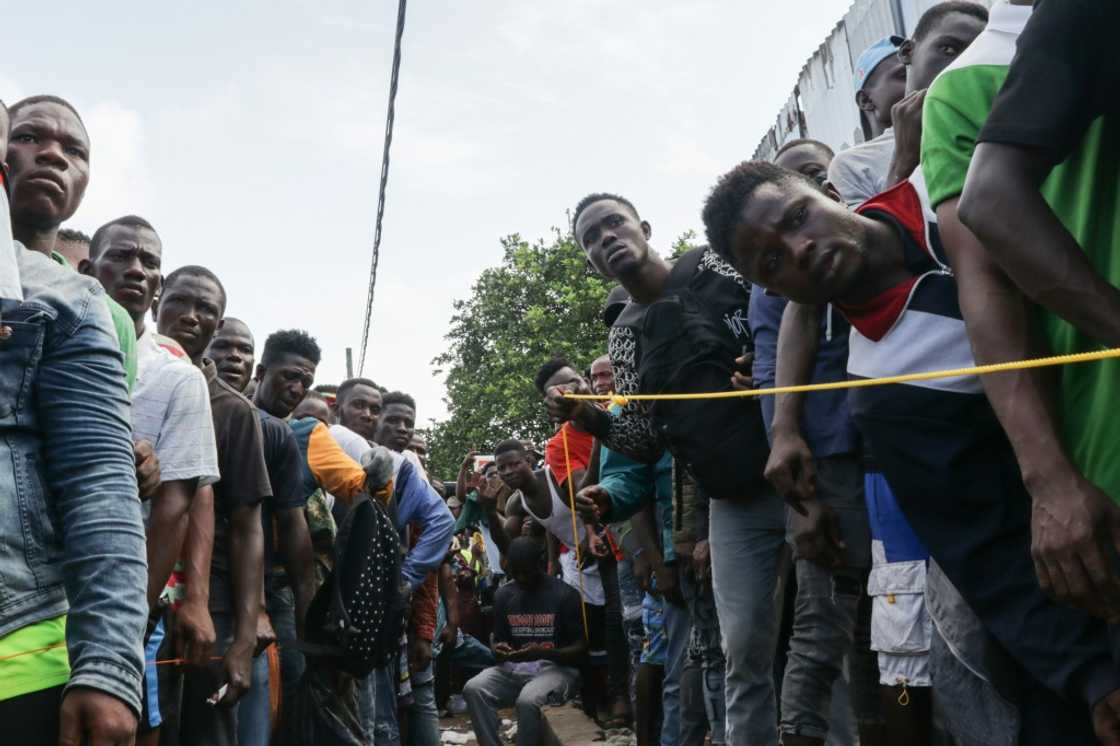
[922, 9, 1120, 503]
[50, 251, 137, 392]
[0, 615, 70, 701]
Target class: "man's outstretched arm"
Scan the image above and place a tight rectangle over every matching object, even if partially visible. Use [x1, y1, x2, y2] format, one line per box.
[767, 301, 822, 509]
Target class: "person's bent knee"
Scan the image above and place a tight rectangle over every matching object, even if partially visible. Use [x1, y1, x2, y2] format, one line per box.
[462, 673, 487, 703]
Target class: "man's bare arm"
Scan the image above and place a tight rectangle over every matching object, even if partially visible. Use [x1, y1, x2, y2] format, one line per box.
[176, 485, 216, 667]
[766, 302, 823, 509]
[959, 143, 1120, 347]
[146, 478, 196, 609]
[939, 197, 1120, 619]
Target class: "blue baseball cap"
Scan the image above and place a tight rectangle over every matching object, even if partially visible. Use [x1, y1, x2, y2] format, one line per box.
[852, 36, 901, 94]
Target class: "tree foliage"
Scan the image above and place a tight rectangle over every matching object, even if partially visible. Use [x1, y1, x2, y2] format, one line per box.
[426, 230, 611, 478]
[426, 228, 701, 479]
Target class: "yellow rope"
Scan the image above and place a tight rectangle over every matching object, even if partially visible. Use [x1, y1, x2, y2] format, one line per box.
[563, 347, 1120, 406]
[560, 425, 592, 642]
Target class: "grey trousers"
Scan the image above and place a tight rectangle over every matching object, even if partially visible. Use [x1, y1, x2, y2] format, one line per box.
[462, 664, 580, 746]
[781, 456, 874, 741]
[709, 491, 786, 746]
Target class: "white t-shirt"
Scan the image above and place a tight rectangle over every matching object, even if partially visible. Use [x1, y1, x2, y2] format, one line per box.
[828, 128, 897, 207]
[132, 329, 220, 486]
[0, 191, 21, 300]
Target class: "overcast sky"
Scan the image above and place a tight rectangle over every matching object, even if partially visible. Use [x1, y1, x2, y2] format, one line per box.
[4, 0, 848, 427]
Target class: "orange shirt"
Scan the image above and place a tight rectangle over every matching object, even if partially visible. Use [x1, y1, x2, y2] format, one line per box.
[545, 422, 595, 487]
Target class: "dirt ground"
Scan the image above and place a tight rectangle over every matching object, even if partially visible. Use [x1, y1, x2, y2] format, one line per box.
[438, 705, 640, 746]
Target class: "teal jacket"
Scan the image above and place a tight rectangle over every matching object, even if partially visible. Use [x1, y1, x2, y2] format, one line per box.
[599, 446, 675, 563]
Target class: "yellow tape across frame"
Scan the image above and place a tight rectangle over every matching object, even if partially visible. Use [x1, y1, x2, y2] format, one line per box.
[562, 348, 1120, 407]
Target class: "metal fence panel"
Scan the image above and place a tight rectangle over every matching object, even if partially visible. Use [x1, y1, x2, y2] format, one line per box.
[751, 0, 994, 161]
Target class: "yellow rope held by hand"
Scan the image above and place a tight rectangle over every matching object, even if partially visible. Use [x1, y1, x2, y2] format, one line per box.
[561, 425, 592, 643]
[562, 347, 1120, 405]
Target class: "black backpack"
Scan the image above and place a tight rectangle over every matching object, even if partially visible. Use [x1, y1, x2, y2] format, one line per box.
[300, 460, 411, 677]
[614, 248, 770, 500]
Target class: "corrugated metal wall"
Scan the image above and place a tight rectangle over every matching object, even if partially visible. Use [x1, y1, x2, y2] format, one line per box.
[752, 0, 993, 161]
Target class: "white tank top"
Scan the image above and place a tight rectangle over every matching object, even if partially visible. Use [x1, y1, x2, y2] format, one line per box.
[522, 473, 605, 606]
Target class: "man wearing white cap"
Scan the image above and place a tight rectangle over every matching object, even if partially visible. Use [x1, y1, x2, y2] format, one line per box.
[828, 36, 907, 207]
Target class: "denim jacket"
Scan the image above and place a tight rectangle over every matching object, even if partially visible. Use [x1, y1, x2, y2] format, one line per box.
[1, 248, 148, 713]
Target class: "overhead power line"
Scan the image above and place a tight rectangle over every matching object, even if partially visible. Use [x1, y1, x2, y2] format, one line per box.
[358, 0, 407, 375]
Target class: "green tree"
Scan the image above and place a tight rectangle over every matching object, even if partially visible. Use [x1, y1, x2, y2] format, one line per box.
[426, 227, 701, 479]
[426, 229, 610, 478]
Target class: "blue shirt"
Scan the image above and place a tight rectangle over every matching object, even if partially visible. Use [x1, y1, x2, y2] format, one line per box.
[748, 286, 860, 458]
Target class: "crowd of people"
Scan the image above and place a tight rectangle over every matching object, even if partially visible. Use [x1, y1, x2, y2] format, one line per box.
[2, 0, 1119, 744]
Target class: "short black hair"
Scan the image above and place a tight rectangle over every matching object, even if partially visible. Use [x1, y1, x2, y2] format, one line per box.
[337, 377, 383, 403]
[702, 161, 818, 262]
[508, 536, 545, 573]
[57, 227, 90, 244]
[775, 138, 835, 161]
[571, 192, 640, 236]
[10, 95, 86, 129]
[163, 265, 228, 311]
[383, 391, 417, 412]
[260, 329, 321, 368]
[494, 439, 527, 457]
[89, 215, 157, 260]
[482, 461, 498, 475]
[912, 1, 988, 42]
[534, 356, 575, 395]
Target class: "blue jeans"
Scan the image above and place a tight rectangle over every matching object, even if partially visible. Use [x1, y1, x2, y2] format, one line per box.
[463, 665, 581, 746]
[180, 605, 261, 746]
[709, 492, 786, 746]
[662, 594, 691, 746]
[237, 640, 272, 746]
[366, 664, 400, 745]
[407, 668, 440, 746]
[433, 601, 496, 671]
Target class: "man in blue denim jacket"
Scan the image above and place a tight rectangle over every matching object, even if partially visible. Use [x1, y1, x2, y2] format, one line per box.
[0, 209, 149, 742]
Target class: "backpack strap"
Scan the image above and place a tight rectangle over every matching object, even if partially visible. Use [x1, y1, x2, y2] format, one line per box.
[664, 247, 706, 293]
[611, 247, 709, 331]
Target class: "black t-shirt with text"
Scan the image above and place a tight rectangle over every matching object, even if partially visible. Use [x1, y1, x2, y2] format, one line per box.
[492, 575, 583, 663]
